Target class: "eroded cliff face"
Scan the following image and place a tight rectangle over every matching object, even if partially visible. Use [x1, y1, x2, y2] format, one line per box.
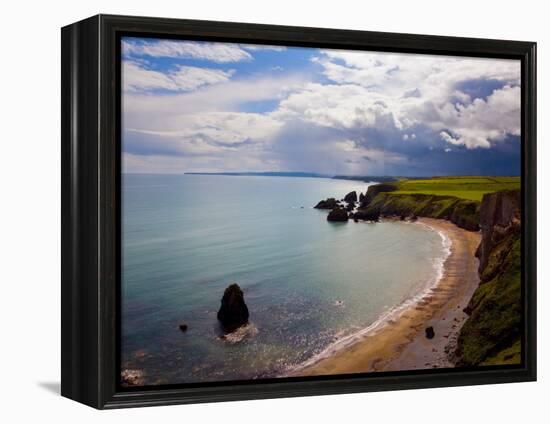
[456, 189, 522, 366]
[358, 184, 480, 231]
[359, 183, 398, 207]
[475, 189, 521, 280]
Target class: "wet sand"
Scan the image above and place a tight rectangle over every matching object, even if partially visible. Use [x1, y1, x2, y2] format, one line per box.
[293, 218, 481, 376]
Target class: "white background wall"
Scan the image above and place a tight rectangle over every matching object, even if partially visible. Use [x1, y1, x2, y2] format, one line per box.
[1, 0, 546, 422]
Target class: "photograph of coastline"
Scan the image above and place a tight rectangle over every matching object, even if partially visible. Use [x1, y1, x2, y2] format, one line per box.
[120, 37, 522, 387]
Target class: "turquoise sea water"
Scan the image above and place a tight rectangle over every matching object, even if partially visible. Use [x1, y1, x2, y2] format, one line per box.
[122, 174, 446, 385]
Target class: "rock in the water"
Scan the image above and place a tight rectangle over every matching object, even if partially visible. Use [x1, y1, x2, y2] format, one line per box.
[217, 284, 249, 333]
[359, 192, 365, 203]
[344, 191, 358, 203]
[353, 209, 380, 222]
[327, 207, 349, 222]
[425, 326, 435, 339]
[345, 202, 355, 211]
[179, 323, 188, 332]
[314, 198, 338, 209]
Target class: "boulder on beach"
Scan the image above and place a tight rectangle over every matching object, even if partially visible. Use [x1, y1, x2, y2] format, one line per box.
[344, 191, 358, 203]
[314, 198, 339, 209]
[217, 283, 249, 333]
[327, 207, 349, 222]
[179, 323, 188, 332]
[425, 326, 435, 339]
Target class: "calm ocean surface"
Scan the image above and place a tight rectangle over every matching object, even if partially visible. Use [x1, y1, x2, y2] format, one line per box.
[122, 174, 445, 384]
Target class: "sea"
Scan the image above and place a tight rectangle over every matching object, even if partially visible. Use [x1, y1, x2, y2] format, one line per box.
[122, 174, 448, 385]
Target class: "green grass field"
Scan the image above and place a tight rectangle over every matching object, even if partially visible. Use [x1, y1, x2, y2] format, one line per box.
[391, 176, 520, 201]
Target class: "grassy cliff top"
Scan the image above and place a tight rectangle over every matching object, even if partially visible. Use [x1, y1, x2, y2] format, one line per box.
[390, 176, 520, 201]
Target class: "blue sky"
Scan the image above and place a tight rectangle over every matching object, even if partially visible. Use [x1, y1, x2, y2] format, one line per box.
[121, 37, 521, 176]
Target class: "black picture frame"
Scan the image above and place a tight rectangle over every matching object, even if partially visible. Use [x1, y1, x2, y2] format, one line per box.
[61, 14, 537, 409]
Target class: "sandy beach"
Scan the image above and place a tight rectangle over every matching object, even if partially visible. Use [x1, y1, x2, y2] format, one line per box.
[292, 218, 481, 376]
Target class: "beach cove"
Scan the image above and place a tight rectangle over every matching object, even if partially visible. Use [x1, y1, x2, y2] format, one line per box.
[292, 218, 481, 376]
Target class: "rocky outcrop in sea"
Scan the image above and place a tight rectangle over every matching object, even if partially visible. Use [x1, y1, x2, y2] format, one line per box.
[217, 283, 250, 333]
[344, 191, 358, 203]
[327, 207, 349, 222]
[314, 198, 339, 209]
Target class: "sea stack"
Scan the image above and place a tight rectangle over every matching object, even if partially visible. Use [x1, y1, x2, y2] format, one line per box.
[314, 198, 339, 209]
[217, 283, 249, 333]
[327, 207, 349, 222]
[344, 191, 358, 203]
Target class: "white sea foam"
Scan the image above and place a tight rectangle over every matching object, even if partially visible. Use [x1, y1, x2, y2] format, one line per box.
[220, 323, 259, 344]
[283, 220, 452, 375]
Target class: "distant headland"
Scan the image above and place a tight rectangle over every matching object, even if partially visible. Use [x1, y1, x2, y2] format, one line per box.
[185, 171, 397, 183]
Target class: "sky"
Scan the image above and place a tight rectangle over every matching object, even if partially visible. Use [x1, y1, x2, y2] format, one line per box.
[121, 37, 521, 176]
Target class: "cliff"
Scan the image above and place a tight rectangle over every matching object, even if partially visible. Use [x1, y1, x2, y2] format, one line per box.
[455, 190, 522, 366]
[358, 184, 480, 231]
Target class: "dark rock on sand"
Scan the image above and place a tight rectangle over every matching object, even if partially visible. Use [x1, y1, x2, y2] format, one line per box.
[344, 191, 358, 203]
[314, 198, 339, 209]
[217, 283, 249, 333]
[179, 323, 188, 332]
[327, 207, 349, 222]
[425, 326, 435, 339]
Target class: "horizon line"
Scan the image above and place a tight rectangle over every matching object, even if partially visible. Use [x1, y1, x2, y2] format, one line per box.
[121, 171, 521, 178]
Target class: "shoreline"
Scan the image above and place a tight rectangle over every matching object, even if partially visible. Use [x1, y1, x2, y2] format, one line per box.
[289, 217, 481, 376]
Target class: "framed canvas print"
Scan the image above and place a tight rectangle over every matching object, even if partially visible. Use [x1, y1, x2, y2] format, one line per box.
[61, 14, 536, 409]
